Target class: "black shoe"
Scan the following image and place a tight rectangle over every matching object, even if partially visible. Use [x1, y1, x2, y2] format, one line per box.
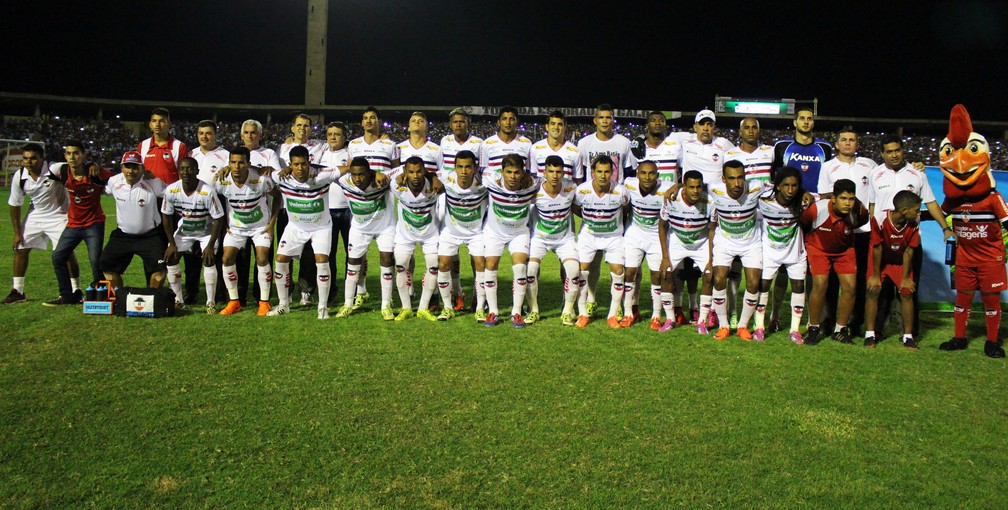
[864, 335, 877, 348]
[2, 289, 26, 304]
[42, 293, 83, 306]
[72, 289, 83, 303]
[805, 326, 822, 346]
[903, 336, 919, 350]
[832, 326, 853, 344]
[939, 337, 969, 351]
[984, 341, 1005, 358]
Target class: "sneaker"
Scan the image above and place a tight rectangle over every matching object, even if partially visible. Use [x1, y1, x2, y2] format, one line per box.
[650, 317, 663, 331]
[675, 307, 688, 325]
[753, 328, 765, 342]
[526, 311, 540, 324]
[729, 314, 739, 329]
[903, 336, 919, 350]
[300, 291, 312, 307]
[205, 302, 216, 315]
[575, 315, 589, 328]
[174, 301, 185, 311]
[619, 315, 635, 328]
[317, 308, 329, 320]
[697, 322, 709, 335]
[767, 318, 781, 334]
[789, 331, 804, 345]
[804, 326, 822, 346]
[352, 292, 369, 310]
[689, 307, 699, 325]
[864, 335, 878, 348]
[714, 327, 730, 341]
[484, 312, 498, 327]
[607, 316, 622, 329]
[437, 308, 455, 321]
[984, 340, 1005, 358]
[257, 301, 271, 317]
[831, 326, 853, 345]
[417, 309, 437, 321]
[220, 300, 242, 315]
[561, 313, 576, 326]
[43, 294, 81, 306]
[659, 319, 676, 333]
[939, 337, 969, 351]
[474, 309, 488, 322]
[586, 302, 598, 317]
[381, 308, 395, 321]
[511, 314, 526, 328]
[707, 310, 718, 328]
[395, 309, 412, 321]
[334, 306, 353, 318]
[453, 293, 466, 311]
[266, 304, 290, 316]
[631, 305, 641, 322]
[737, 326, 753, 341]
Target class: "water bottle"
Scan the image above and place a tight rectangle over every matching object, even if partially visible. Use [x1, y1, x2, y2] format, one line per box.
[85, 284, 96, 301]
[96, 284, 108, 301]
[944, 238, 957, 266]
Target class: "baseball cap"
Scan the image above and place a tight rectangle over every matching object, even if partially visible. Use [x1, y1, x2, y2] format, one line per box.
[694, 109, 716, 124]
[121, 151, 143, 166]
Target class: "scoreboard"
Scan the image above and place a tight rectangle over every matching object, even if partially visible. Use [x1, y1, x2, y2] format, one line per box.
[714, 96, 815, 117]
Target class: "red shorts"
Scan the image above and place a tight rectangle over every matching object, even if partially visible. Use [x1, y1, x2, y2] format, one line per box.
[955, 264, 1008, 293]
[807, 245, 855, 276]
[868, 259, 915, 294]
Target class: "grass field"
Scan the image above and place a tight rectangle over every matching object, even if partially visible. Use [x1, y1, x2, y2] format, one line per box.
[2, 192, 1007, 508]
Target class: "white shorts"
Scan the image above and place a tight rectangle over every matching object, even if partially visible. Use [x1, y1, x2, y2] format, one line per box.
[667, 239, 711, 273]
[484, 231, 530, 258]
[437, 231, 485, 258]
[278, 225, 332, 258]
[624, 228, 662, 269]
[174, 233, 217, 254]
[394, 231, 439, 258]
[712, 240, 762, 269]
[224, 228, 273, 249]
[348, 225, 395, 258]
[19, 215, 65, 250]
[529, 232, 578, 261]
[578, 232, 624, 265]
[762, 247, 807, 281]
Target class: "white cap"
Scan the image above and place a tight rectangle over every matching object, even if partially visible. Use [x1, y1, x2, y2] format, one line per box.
[694, 109, 716, 124]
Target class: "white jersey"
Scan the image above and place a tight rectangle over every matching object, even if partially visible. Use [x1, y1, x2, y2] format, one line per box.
[708, 181, 764, 246]
[868, 162, 936, 224]
[249, 146, 281, 171]
[276, 169, 339, 232]
[678, 134, 735, 184]
[337, 173, 395, 235]
[480, 134, 532, 174]
[529, 139, 580, 179]
[348, 136, 399, 174]
[214, 169, 275, 232]
[438, 134, 483, 175]
[643, 133, 686, 183]
[820, 156, 877, 233]
[483, 171, 539, 238]
[531, 179, 577, 241]
[8, 163, 67, 221]
[624, 177, 673, 235]
[391, 178, 440, 240]
[161, 180, 225, 238]
[577, 132, 635, 183]
[105, 173, 166, 234]
[660, 189, 711, 249]
[189, 146, 230, 184]
[574, 182, 629, 237]
[440, 171, 488, 238]
[278, 139, 326, 167]
[318, 146, 350, 208]
[757, 188, 804, 253]
[726, 144, 774, 184]
[396, 138, 442, 176]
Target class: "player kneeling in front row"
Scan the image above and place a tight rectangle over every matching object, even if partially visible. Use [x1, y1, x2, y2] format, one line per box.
[482, 154, 539, 327]
[270, 146, 340, 319]
[865, 191, 922, 348]
[708, 160, 764, 341]
[623, 161, 673, 329]
[435, 150, 487, 321]
[574, 155, 629, 328]
[391, 157, 443, 321]
[658, 171, 714, 333]
[528, 156, 580, 325]
[754, 167, 808, 343]
[215, 147, 280, 316]
[161, 157, 226, 313]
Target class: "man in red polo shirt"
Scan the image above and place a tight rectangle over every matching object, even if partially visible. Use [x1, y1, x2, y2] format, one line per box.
[800, 178, 870, 345]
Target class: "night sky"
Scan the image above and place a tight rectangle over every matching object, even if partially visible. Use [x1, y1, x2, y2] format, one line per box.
[5, 1, 1008, 121]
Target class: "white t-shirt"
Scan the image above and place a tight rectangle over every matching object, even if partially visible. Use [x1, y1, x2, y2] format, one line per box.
[337, 173, 395, 235]
[275, 169, 340, 232]
[440, 171, 488, 238]
[531, 179, 577, 241]
[161, 180, 225, 238]
[480, 134, 532, 174]
[624, 177, 673, 235]
[318, 146, 350, 208]
[725, 145, 774, 185]
[189, 146, 231, 184]
[577, 132, 635, 183]
[213, 169, 276, 231]
[707, 181, 764, 247]
[8, 163, 67, 221]
[482, 171, 539, 238]
[391, 178, 440, 239]
[347, 136, 399, 173]
[278, 139, 326, 167]
[105, 173, 166, 234]
[439, 134, 483, 175]
[574, 181, 629, 236]
[678, 134, 735, 185]
[868, 162, 936, 223]
[529, 139, 580, 179]
[250, 146, 282, 171]
[396, 138, 442, 176]
[820, 156, 877, 232]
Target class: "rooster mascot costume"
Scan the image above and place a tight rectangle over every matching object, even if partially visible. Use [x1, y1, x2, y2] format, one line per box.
[938, 104, 1007, 358]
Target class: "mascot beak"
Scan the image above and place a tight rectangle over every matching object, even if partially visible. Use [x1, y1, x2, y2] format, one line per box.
[939, 145, 989, 187]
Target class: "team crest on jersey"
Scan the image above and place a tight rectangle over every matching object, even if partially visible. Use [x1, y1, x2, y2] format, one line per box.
[801, 163, 809, 172]
[162, 153, 171, 161]
[137, 198, 146, 207]
[862, 176, 868, 185]
[279, 240, 286, 248]
[712, 154, 720, 162]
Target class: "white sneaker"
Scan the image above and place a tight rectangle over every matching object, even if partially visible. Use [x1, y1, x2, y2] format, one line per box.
[266, 304, 290, 316]
[300, 291, 312, 306]
[317, 307, 329, 320]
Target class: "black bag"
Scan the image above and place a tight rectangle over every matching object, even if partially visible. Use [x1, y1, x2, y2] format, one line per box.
[113, 287, 177, 318]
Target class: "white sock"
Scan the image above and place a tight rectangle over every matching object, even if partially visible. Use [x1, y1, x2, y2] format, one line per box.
[380, 265, 394, 309]
[344, 263, 361, 307]
[13, 276, 25, 293]
[256, 265, 272, 302]
[485, 269, 499, 315]
[754, 291, 769, 329]
[712, 287, 728, 327]
[204, 265, 218, 305]
[866, 330, 876, 338]
[316, 263, 330, 311]
[166, 264, 183, 301]
[562, 260, 580, 315]
[698, 294, 713, 326]
[661, 291, 675, 319]
[438, 269, 453, 310]
[622, 276, 635, 318]
[419, 255, 438, 310]
[739, 291, 759, 329]
[223, 264, 239, 300]
[526, 261, 540, 313]
[70, 278, 80, 292]
[511, 264, 527, 316]
[578, 270, 590, 316]
[274, 261, 290, 306]
[790, 292, 805, 332]
[609, 272, 624, 318]
[475, 270, 486, 311]
[395, 254, 412, 310]
[651, 284, 662, 319]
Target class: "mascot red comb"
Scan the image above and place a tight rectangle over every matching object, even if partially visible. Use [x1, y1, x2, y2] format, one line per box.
[938, 104, 1008, 358]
